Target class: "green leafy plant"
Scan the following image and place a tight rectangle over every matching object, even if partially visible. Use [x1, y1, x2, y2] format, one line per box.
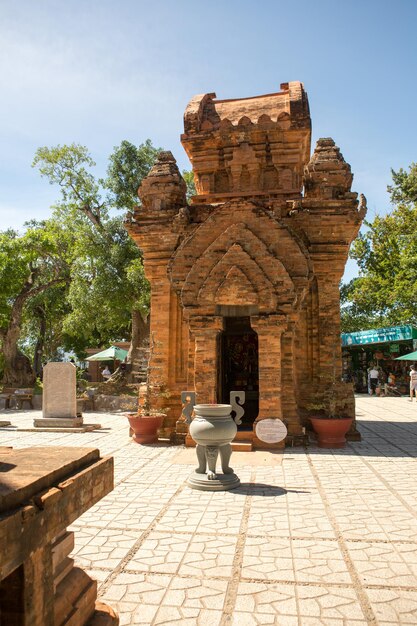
[306, 376, 351, 419]
[33, 376, 43, 395]
[137, 333, 169, 417]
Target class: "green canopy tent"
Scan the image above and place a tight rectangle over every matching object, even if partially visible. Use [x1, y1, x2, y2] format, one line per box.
[86, 346, 128, 362]
[86, 346, 129, 377]
[395, 351, 417, 361]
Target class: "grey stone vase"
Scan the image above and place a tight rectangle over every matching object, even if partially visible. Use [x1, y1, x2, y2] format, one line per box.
[187, 404, 240, 491]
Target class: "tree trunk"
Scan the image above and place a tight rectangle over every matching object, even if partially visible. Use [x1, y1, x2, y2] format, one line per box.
[126, 308, 150, 365]
[108, 309, 150, 384]
[1, 278, 62, 387]
[33, 307, 47, 379]
[2, 302, 35, 387]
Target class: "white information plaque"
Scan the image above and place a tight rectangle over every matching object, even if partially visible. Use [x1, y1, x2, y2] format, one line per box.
[255, 419, 287, 444]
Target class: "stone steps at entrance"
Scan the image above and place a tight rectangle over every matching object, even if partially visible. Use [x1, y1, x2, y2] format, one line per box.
[234, 430, 254, 441]
[232, 429, 253, 451]
[231, 441, 253, 452]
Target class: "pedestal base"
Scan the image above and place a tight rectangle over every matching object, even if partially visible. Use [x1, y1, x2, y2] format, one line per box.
[187, 471, 240, 491]
[34, 416, 83, 428]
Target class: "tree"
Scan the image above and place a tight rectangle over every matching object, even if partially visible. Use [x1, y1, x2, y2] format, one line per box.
[182, 170, 196, 201]
[341, 163, 417, 331]
[61, 218, 150, 362]
[105, 139, 161, 211]
[1, 140, 194, 385]
[0, 222, 70, 385]
[22, 283, 71, 377]
[32, 140, 160, 376]
[388, 163, 417, 206]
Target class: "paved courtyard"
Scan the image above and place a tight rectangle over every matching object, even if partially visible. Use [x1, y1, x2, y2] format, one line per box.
[1, 396, 417, 625]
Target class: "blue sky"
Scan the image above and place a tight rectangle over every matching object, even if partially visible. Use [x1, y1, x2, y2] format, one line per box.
[1, 0, 417, 282]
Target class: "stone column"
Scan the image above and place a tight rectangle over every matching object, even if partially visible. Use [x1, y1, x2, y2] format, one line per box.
[145, 261, 172, 396]
[189, 316, 223, 404]
[281, 318, 304, 436]
[250, 314, 286, 422]
[143, 260, 179, 424]
[315, 265, 358, 432]
[314, 269, 344, 380]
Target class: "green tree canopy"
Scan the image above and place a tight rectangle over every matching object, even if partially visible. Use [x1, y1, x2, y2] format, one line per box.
[32, 140, 159, 361]
[0, 221, 70, 384]
[105, 139, 162, 211]
[341, 163, 417, 332]
[1, 139, 195, 384]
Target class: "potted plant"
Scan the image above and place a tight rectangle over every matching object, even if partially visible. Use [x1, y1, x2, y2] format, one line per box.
[306, 377, 353, 448]
[125, 334, 166, 444]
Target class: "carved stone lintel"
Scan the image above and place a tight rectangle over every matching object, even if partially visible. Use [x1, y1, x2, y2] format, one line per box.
[189, 315, 224, 334]
[250, 313, 287, 333]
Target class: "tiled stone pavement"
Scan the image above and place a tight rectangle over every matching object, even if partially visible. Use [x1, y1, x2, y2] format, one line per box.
[1, 396, 417, 625]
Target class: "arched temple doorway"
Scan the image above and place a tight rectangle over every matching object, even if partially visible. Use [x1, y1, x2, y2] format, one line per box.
[218, 317, 259, 429]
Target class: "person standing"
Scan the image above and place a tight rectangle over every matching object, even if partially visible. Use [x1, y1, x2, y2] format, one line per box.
[101, 365, 112, 381]
[409, 364, 417, 402]
[368, 366, 379, 396]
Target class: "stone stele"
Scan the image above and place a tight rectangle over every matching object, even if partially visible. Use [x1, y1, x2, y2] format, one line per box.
[34, 362, 82, 428]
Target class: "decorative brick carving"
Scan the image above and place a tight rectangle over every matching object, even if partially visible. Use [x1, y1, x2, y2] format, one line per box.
[126, 81, 366, 446]
[304, 138, 353, 200]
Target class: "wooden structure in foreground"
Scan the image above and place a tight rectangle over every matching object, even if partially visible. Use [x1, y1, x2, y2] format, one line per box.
[126, 81, 366, 448]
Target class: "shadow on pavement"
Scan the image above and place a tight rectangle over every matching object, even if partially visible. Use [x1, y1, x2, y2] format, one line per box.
[231, 484, 311, 497]
[305, 419, 417, 458]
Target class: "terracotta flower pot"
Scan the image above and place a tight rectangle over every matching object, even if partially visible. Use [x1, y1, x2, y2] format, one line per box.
[310, 417, 353, 448]
[126, 413, 164, 444]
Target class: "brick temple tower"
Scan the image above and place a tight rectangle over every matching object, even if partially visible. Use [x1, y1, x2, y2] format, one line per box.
[126, 82, 366, 448]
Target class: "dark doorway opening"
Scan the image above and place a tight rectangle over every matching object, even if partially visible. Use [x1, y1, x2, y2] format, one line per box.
[0, 564, 24, 626]
[218, 316, 259, 429]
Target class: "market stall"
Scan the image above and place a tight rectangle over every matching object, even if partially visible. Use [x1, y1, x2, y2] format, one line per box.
[341, 325, 417, 394]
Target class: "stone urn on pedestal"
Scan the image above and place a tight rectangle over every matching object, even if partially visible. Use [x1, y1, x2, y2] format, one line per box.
[187, 404, 240, 491]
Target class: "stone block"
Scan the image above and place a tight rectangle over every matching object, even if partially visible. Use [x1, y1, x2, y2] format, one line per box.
[53, 556, 74, 592]
[51, 531, 74, 571]
[34, 417, 83, 428]
[42, 362, 77, 420]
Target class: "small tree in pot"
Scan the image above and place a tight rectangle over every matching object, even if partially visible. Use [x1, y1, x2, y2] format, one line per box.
[307, 376, 354, 448]
[125, 334, 167, 444]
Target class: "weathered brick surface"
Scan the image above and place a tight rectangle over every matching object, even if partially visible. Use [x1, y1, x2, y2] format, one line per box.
[126, 82, 366, 446]
[0, 447, 118, 626]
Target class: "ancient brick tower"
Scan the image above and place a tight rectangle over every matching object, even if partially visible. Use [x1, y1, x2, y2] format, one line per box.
[126, 82, 366, 448]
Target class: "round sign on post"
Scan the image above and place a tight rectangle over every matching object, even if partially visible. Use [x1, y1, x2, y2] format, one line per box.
[255, 419, 287, 444]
